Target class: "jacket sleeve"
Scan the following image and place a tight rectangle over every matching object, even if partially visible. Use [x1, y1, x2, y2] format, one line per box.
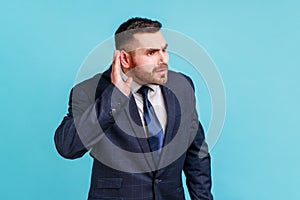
[183, 122, 213, 200]
[54, 81, 129, 159]
[182, 75, 213, 200]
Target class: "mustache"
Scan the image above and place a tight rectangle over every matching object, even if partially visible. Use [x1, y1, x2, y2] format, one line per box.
[131, 63, 168, 71]
[154, 64, 168, 71]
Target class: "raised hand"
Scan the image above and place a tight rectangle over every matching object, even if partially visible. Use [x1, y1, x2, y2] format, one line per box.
[111, 50, 133, 96]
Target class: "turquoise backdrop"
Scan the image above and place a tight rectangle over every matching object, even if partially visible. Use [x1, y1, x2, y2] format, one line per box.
[1, 1, 299, 199]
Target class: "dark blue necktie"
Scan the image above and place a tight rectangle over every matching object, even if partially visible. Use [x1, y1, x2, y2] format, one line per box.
[138, 86, 164, 163]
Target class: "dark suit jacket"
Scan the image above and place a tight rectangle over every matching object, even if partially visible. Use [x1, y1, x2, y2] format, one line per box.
[54, 67, 213, 200]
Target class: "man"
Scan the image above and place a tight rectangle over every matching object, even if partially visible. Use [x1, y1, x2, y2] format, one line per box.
[54, 17, 213, 200]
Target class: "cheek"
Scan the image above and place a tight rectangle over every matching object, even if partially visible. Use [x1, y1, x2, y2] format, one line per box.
[132, 56, 159, 75]
[133, 55, 156, 66]
[135, 65, 152, 74]
[135, 59, 153, 67]
[134, 61, 155, 72]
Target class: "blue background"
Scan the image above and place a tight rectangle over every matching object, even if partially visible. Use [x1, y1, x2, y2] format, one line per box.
[1, 1, 299, 199]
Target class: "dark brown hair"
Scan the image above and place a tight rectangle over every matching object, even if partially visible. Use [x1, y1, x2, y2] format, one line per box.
[114, 17, 162, 50]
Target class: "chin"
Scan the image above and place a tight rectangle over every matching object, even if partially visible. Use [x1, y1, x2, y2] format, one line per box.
[154, 77, 168, 85]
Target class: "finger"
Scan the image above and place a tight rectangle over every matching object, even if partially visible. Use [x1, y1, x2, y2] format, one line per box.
[112, 50, 120, 70]
[112, 50, 121, 80]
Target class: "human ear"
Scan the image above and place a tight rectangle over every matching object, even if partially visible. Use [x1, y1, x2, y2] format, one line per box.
[120, 50, 132, 71]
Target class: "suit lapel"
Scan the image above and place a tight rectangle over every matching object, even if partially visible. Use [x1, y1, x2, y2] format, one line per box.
[157, 86, 178, 168]
[161, 86, 177, 146]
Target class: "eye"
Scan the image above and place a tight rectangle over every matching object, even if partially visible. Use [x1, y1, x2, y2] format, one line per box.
[147, 50, 156, 56]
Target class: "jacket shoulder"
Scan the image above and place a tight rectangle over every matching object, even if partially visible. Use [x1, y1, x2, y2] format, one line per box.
[72, 69, 112, 101]
[167, 70, 195, 92]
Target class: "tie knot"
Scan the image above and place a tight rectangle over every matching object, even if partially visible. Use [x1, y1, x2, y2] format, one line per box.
[137, 86, 150, 98]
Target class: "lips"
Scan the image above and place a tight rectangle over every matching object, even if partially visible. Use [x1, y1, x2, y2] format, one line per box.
[155, 66, 168, 73]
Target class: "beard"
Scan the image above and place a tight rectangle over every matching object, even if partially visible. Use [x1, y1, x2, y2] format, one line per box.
[130, 64, 168, 85]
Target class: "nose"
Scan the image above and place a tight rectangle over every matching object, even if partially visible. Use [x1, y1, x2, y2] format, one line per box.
[159, 49, 169, 65]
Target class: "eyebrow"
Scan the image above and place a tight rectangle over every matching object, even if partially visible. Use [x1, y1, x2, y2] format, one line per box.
[145, 43, 168, 52]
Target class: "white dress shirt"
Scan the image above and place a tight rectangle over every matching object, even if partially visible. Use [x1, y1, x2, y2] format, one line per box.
[121, 69, 167, 136]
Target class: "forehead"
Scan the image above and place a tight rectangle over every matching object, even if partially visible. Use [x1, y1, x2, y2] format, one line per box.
[132, 31, 167, 50]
